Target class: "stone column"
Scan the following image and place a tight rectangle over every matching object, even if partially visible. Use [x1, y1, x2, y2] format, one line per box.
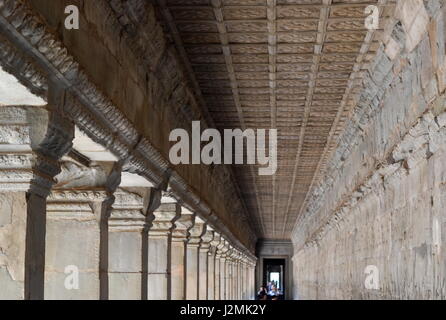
[238, 256, 243, 300]
[233, 252, 241, 300]
[0, 105, 73, 300]
[230, 256, 236, 300]
[225, 256, 234, 300]
[234, 252, 241, 300]
[225, 247, 234, 300]
[240, 257, 245, 300]
[231, 251, 238, 300]
[170, 208, 194, 300]
[198, 227, 213, 300]
[208, 232, 221, 300]
[185, 216, 205, 300]
[214, 237, 225, 300]
[250, 263, 254, 300]
[250, 262, 256, 300]
[246, 262, 251, 300]
[108, 188, 148, 300]
[225, 250, 232, 300]
[219, 241, 230, 300]
[146, 194, 179, 300]
[220, 256, 226, 300]
[45, 186, 108, 300]
[242, 258, 248, 300]
[246, 263, 250, 300]
[239, 257, 244, 300]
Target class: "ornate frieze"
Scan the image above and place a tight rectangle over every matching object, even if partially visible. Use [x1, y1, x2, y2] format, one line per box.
[46, 190, 107, 219]
[109, 188, 146, 231]
[0, 33, 47, 98]
[0, 106, 74, 197]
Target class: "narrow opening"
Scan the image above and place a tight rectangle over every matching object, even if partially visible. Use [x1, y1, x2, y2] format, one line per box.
[262, 258, 285, 300]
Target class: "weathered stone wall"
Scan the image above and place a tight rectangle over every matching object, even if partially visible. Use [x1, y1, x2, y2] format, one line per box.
[0, 192, 27, 300]
[21, 0, 256, 250]
[291, 0, 446, 299]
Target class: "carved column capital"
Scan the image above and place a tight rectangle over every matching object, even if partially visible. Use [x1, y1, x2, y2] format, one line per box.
[228, 247, 239, 262]
[109, 188, 146, 231]
[220, 243, 232, 262]
[216, 237, 227, 257]
[232, 251, 239, 263]
[209, 232, 222, 256]
[199, 228, 214, 253]
[187, 216, 206, 247]
[0, 106, 74, 197]
[148, 200, 180, 237]
[171, 207, 195, 242]
[47, 189, 108, 218]
[240, 254, 249, 266]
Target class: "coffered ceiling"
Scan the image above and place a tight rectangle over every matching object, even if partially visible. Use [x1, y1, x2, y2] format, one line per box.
[154, 0, 394, 239]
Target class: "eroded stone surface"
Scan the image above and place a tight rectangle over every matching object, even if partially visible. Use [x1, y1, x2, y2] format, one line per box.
[291, 0, 446, 300]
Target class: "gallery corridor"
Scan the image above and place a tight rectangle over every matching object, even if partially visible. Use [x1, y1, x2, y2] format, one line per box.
[1, 0, 446, 300]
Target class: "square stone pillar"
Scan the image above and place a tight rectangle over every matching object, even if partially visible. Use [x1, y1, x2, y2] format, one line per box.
[219, 241, 230, 300]
[170, 208, 194, 300]
[240, 259, 245, 300]
[44, 159, 119, 300]
[208, 232, 222, 300]
[198, 228, 214, 300]
[147, 196, 179, 300]
[213, 254, 220, 300]
[247, 264, 251, 300]
[108, 188, 147, 300]
[214, 237, 225, 300]
[231, 254, 238, 300]
[241, 259, 248, 300]
[220, 257, 226, 299]
[0, 106, 73, 300]
[226, 258, 233, 300]
[45, 188, 108, 300]
[250, 262, 256, 300]
[230, 250, 240, 300]
[206, 247, 215, 300]
[185, 216, 205, 300]
[240, 260, 245, 299]
[238, 258, 243, 300]
[234, 257, 239, 300]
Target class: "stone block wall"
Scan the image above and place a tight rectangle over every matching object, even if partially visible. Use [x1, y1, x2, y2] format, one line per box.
[291, 0, 446, 299]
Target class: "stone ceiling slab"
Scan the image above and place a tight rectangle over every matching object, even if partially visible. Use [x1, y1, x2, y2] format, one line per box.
[155, 0, 395, 239]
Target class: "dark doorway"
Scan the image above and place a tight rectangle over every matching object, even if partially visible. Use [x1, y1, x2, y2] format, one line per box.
[263, 259, 285, 300]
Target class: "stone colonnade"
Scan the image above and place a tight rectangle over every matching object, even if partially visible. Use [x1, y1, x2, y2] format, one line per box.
[0, 0, 257, 299]
[0, 103, 257, 300]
